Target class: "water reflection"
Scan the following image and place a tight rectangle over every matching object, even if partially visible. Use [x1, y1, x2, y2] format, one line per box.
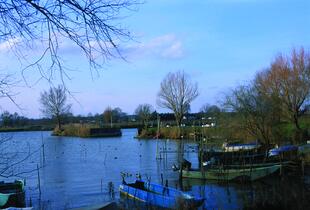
[1, 129, 310, 209]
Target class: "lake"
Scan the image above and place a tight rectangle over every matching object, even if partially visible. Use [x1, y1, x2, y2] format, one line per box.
[1, 129, 310, 209]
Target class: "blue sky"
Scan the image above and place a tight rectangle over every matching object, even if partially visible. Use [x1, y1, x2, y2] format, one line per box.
[1, 0, 310, 118]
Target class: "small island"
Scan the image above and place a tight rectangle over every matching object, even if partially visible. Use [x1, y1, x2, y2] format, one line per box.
[52, 124, 122, 138]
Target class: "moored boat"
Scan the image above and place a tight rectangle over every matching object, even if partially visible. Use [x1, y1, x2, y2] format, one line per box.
[119, 179, 204, 209]
[182, 164, 282, 181]
[0, 180, 25, 208]
[268, 145, 298, 157]
[206, 160, 294, 170]
[223, 141, 261, 152]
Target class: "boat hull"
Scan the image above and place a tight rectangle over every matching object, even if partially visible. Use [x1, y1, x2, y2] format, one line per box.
[0, 180, 25, 208]
[182, 165, 281, 181]
[119, 180, 204, 209]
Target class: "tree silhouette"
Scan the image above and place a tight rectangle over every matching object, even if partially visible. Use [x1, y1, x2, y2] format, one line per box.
[157, 71, 198, 131]
[40, 85, 71, 129]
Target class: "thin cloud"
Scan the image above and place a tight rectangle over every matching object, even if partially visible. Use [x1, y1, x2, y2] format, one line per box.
[121, 34, 185, 60]
[161, 41, 184, 59]
[0, 38, 21, 52]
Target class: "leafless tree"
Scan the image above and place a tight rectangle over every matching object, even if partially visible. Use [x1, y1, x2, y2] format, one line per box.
[224, 47, 310, 144]
[200, 104, 220, 117]
[103, 106, 113, 127]
[40, 85, 71, 129]
[0, 0, 141, 83]
[135, 103, 153, 128]
[224, 83, 278, 145]
[259, 48, 310, 131]
[199, 103, 210, 114]
[103, 106, 124, 127]
[157, 71, 198, 130]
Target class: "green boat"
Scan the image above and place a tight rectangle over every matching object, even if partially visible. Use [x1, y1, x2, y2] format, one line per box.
[182, 164, 282, 181]
[0, 180, 25, 208]
[219, 161, 295, 169]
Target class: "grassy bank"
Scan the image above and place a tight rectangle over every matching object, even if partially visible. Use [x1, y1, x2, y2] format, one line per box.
[53, 123, 122, 138]
[137, 126, 230, 140]
[137, 122, 310, 144]
[0, 125, 53, 132]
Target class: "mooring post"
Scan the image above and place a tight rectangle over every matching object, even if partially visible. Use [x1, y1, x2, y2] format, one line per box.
[41, 132, 45, 166]
[42, 143, 45, 165]
[37, 164, 41, 196]
[156, 115, 160, 159]
[179, 165, 183, 184]
[101, 178, 103, 193]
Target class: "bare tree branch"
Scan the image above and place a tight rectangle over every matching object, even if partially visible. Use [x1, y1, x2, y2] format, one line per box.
[0, 134, 42, 178]
[0, 73, 22, 109]
[0, 0, 141, 84]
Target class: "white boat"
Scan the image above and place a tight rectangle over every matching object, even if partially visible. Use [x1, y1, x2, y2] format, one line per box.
[222, 142, 261, 152]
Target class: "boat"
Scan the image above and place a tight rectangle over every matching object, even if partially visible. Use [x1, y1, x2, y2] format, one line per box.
[119, 179, 204, 209]
[268, 145, 298, 157]
[181, 164, 282, 181]
[201, 149, 267, 166]
[0, 180, 25, 208]
[222, 141, 261, 152]
[69, 202, 117, 210]
[216, 161, 295, 169]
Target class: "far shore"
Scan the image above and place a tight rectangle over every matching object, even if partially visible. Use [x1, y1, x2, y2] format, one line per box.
[0, 126, 53, 132]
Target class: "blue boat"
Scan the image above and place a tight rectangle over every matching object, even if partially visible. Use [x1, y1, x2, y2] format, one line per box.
[119, 180, 204, 209]
[268, 145, 298, 157]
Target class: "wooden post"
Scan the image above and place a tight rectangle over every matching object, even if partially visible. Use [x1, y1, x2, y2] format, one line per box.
[42, 143, 45, 165]
[156, 115, 160, 159]
[104, 153, 107, 165]
[165, 139, 167, 160]
[41, 132, 45, 166]
[179, 164, 183, 184]
[37, 164, 41, 195]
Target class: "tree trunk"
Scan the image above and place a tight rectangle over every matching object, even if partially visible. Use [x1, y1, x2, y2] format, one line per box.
[293, 114, 301, 131]
[57, 116, 61, 130]
[293, 114, 302, 143]
[175, 115, 182, 139]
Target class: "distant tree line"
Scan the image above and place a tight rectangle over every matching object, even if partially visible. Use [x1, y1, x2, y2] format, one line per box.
[0, 111, 53, 129]
[0, 111, 28, 127]
[0, 107, 222, 129]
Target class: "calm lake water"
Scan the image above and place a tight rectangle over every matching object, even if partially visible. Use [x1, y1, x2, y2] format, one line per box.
[2, 129, 310, 209]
